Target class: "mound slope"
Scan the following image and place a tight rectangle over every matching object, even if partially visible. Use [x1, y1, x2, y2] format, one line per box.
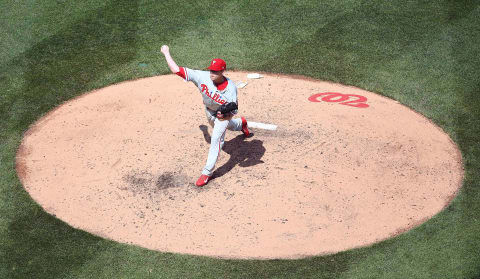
[16, 72, 463, 259]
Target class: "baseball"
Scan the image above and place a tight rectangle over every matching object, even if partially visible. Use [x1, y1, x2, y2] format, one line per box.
[161, 45, 169, 54]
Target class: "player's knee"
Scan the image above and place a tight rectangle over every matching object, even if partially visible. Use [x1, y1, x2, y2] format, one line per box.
[211, 133, 222, 142]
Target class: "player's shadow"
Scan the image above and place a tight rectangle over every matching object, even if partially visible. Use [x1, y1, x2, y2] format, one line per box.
[199, 125, 265, 179]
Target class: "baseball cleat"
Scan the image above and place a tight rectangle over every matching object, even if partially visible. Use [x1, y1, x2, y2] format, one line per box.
[241, 117, 250, 137]
[195, 174, 210, 187]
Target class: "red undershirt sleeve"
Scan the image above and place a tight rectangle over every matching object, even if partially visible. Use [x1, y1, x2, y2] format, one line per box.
[175, 67, 186, 80]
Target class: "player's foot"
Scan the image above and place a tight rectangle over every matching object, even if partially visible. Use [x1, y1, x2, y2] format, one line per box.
[195, 174, 210, 187]
[241, 117, 250, 137]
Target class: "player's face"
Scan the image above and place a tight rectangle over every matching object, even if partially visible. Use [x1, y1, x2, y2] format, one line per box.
[210, 70, 224, 83]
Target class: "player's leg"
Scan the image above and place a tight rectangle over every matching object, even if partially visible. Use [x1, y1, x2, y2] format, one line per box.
[204, 108, 228, 149]
[227, 118, 242, 131]
[228, 117, 250, 137]
[206, 108, 247, 134]
[197, 118, 228, 186]
[205, 108, 216, 127]
[205, 108, 248, 145]
[202, 118, 229, 177]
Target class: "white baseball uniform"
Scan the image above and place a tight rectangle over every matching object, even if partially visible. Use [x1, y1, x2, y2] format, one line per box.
[177, 67, 243, 176]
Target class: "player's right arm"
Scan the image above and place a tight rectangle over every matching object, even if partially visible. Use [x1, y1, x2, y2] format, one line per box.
[161, 45, 180, 73]
[160, 45, 200, 83]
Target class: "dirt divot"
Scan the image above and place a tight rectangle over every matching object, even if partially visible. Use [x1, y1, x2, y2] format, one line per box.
[16, 72, 463, 259]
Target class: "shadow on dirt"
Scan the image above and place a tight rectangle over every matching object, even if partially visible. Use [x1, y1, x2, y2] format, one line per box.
[199, 125, 266, 180]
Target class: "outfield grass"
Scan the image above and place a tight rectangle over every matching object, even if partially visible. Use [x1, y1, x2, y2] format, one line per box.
[1, 0, 479, 278]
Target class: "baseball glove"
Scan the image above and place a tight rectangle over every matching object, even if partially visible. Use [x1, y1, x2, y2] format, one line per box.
[216, 102, 238, 119]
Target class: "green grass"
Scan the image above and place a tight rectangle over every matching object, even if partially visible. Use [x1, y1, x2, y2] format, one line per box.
[1, 0, 479, 278]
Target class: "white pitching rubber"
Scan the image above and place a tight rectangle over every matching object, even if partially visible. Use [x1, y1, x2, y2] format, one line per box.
[247, 121, 277, 131]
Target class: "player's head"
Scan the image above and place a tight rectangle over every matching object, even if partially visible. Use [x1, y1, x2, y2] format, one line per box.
[208, 58, 226, 83]
[208, 58, 226, 72]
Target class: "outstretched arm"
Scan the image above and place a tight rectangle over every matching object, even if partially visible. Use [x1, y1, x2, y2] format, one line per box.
[161, 45, 180, 73]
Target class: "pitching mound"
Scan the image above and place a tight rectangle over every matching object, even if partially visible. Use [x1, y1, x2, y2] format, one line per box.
[16, 72, 463, 259]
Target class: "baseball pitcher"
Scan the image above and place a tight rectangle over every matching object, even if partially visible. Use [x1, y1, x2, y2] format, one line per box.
[160, 45, 250, 187]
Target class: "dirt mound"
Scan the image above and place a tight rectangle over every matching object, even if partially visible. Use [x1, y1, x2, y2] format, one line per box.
[16, 72, 463, 259]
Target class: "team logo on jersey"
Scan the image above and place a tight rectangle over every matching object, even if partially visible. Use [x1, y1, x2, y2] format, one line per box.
[201, 84, 227, 104]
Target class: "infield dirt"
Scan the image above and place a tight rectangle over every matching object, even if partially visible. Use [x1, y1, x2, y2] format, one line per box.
[16, 72, 463, 259]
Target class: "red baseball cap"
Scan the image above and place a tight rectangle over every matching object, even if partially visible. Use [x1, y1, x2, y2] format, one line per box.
[207, 58, 226, 71]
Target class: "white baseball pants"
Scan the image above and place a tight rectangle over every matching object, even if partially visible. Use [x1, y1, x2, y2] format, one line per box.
[202, 108, 243, 176]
